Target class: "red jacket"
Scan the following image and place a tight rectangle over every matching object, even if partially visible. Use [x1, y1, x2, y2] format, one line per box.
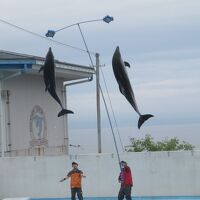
[119, 166, 133, 186]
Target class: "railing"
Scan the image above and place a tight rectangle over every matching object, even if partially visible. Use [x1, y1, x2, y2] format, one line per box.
[0, 145, 68, 157]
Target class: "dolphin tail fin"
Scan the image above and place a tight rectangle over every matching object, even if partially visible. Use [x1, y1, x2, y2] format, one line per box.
[57, 109, 74, 117]
[138, 114, 154, 129]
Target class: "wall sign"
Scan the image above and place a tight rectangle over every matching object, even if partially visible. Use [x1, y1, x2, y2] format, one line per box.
[30, 105, 48, 147]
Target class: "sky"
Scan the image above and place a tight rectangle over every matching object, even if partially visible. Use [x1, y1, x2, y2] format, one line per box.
[0, 0, 200, 154]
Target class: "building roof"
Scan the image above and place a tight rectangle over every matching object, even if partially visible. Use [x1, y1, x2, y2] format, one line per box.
[0, 50, 95, 81]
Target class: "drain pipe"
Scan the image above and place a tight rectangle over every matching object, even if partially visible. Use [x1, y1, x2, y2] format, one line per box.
[62, 75, 93, 155]
[0, 80, 5, 157]
[5, 90, 11, 154]
[64, 76, 93, 86]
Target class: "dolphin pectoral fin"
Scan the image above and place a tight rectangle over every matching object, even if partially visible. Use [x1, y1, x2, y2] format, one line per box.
[39, 66, 44, 73]
[57, 109, 74, 117]
[119, 84, 126, 95]
[119, 86, 123, 94]
[124, 61, 130, 68]
[138, 114, 154, 129]
[46, 84, 50, 92]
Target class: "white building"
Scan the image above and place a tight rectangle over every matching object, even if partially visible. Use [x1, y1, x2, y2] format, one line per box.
[0, 50, 95, 157]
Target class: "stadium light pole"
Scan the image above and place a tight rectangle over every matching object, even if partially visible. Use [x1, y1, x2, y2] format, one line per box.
[45, 15, 114, 38]
[45, 15, 114, 153]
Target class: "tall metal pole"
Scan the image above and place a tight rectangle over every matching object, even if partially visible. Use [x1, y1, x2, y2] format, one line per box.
[62, 85, 69, 155]
[96, 53, 101, 153]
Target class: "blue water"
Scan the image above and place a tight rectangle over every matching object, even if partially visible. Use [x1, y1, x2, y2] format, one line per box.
[31, 196, 200, 200]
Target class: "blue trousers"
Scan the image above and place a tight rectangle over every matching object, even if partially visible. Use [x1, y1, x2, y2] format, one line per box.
[71, 188, 83, 200]
[118, 185, 132, 200]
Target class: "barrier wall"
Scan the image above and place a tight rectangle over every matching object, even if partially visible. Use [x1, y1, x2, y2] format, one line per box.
[0, 151, 200, 198]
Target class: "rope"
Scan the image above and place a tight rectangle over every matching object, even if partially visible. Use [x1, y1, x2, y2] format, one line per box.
[77, 24, 95, 69]
[100, 68, 125, 152]
[76, 23, 121, 167]
[99, 85, 121, 167]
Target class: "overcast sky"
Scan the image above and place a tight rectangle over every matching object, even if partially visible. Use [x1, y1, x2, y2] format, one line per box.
[0, 0, 200, 153]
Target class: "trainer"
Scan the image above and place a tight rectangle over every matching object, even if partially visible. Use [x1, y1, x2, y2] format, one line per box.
[60, 162, 86, 200]
[118, 161, 133, 200]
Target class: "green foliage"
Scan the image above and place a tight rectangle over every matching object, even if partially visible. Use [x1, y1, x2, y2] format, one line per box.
[126, 134, 195, 152]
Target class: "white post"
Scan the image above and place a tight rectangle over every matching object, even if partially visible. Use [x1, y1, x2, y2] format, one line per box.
[0, 81, 5, 157]
[96, 53, 101, 153]
[62, 84, 69, 155]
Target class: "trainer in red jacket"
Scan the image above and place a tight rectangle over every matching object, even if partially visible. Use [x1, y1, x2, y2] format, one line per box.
[118, 161, 133, 200]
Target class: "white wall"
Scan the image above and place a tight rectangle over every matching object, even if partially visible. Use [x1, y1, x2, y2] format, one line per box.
[2, 74, 67, 154]
[0, 151, 200, 198]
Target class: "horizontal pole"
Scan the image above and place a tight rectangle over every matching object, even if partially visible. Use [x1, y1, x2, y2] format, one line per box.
[56, 19, 103, 33]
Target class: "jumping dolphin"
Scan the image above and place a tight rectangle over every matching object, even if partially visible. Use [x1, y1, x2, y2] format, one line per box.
[39, 47, 74, 117]
[112, 46, 153, 129]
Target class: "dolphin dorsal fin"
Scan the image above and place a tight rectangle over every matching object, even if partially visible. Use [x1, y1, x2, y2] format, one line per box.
[124, 61, 130, 68]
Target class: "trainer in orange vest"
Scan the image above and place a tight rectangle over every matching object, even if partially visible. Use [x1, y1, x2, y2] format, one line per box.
[60, 162, 86, 200]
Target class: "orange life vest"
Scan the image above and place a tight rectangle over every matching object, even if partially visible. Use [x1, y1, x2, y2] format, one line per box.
[67, 169, 83, 188]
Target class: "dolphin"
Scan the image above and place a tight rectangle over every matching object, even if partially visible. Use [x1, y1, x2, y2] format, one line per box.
[112, 46, 153, 129]
[39, 47, 74, 117]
